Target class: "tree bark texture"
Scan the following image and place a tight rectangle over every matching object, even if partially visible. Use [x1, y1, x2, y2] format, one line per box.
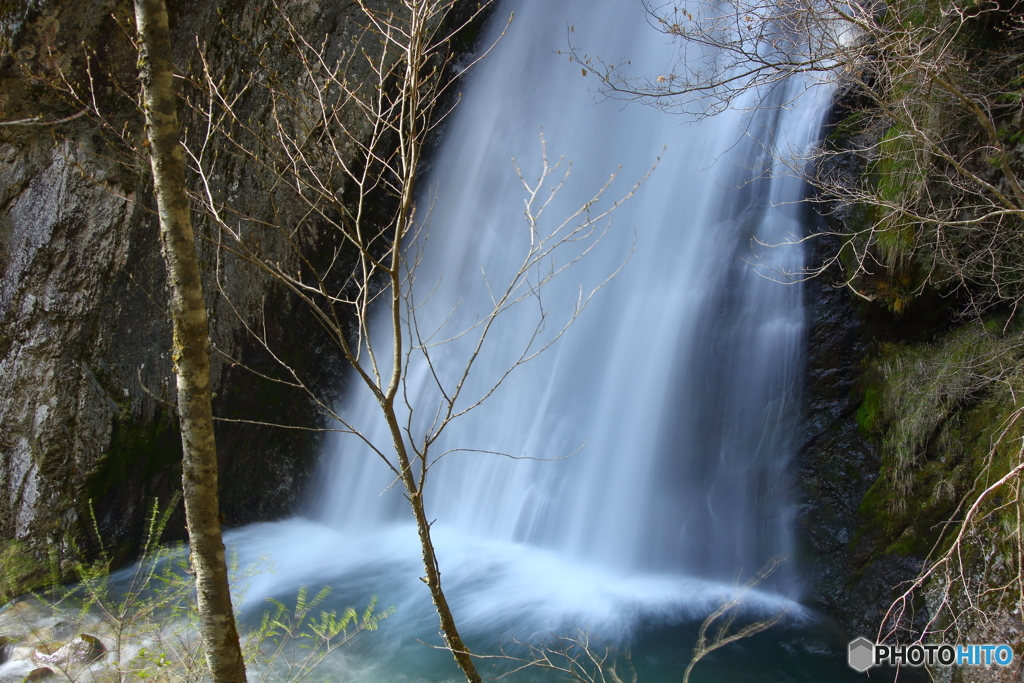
[133, 1, 247, 681]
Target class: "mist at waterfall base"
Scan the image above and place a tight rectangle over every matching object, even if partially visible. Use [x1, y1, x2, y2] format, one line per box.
[221, 2, 911, 681]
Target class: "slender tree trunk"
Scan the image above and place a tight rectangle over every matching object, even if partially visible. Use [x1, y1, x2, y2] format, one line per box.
[376, 6, 481, 679]
[133, 1, 247, 681]
[412, 495, 482, 683]
[384, 406, 482, 683]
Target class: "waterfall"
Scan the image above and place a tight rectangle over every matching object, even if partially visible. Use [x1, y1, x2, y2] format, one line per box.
[229, 0, 835, 658]
[313, 0, 829, 578]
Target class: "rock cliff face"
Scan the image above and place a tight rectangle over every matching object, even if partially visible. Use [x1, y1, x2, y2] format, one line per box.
[0, 0, 443, 567]
[797, 213, 926, 639]
[799, 85, 1024, 677]
[795, 95, 951, 642]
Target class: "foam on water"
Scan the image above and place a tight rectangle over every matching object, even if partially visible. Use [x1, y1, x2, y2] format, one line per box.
[227, 519, 805, 644]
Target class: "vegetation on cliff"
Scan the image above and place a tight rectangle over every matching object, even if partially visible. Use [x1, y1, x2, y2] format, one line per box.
[818, 0, 1024, 662]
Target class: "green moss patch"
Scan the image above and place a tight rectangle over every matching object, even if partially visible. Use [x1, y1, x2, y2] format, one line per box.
[0, 539, 51, 601]
[853, 321, 1024, 561]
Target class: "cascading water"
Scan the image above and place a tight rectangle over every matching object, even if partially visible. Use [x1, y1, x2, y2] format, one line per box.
[312, 0, 827, 583]
[225, 1, 867, 679]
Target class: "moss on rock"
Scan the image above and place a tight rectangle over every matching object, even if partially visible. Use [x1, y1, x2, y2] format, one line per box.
[853, 323, 1023, 559]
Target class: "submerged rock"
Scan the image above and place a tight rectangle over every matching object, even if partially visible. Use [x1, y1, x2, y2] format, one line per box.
[32, 634, 104, 668]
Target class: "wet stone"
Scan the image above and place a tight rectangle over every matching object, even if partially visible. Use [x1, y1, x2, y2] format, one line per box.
[33, 635, 105, 668]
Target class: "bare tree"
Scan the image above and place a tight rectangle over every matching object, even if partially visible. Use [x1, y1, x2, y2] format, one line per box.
[681, 557, 787, 683]
[571, 0, 860, 117]
[133, 0, 246, 681]
[494, 627, 638, 683]
[180, 2, 649, 681]
[576, 0, 1024, 313]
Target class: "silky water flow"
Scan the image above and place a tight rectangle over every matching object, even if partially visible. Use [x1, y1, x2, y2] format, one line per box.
[224, 2, 888, 680]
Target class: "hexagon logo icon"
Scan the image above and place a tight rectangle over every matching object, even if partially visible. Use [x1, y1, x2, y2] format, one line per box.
[848, 637, 875, 672]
